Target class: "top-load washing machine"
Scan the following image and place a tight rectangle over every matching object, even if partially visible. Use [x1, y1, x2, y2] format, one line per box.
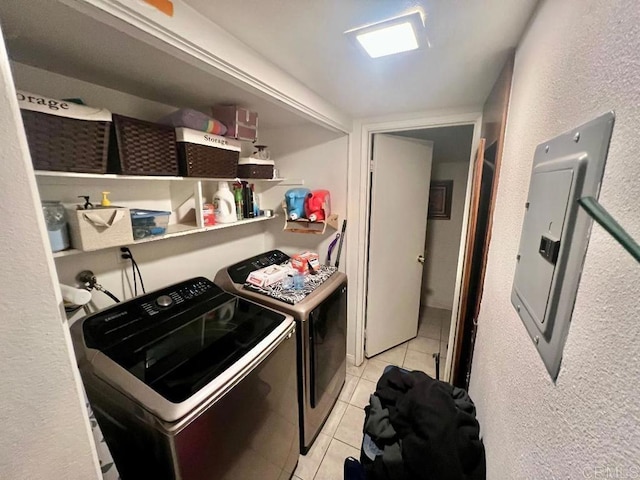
[71, 277, 299, 480]
[215, 250, 347, 454]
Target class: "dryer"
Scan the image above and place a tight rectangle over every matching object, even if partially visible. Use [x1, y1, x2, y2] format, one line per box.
[215, 250, 347, 454]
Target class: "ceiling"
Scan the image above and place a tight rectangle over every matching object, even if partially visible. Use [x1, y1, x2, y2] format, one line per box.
[394, 124, 474, 165]
[183, 0, 539, 118]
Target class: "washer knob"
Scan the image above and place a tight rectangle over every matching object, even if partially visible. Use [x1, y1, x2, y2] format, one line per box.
[156, 295, 173, 308]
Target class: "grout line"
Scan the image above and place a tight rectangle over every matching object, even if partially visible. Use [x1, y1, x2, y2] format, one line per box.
[313, 437, 360, 480]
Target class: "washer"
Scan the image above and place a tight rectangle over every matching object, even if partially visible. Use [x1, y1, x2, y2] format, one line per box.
[214, 250, 347, 454]
[71, 277, 299, 480]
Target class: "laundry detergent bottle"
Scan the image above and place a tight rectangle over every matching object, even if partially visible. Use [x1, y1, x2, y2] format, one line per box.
[213, 181, 237, 223]
[305, 190, 331, 222]
[285, 188, 310, 220]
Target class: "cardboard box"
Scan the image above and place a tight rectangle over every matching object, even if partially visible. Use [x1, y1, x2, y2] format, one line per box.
[246, 264, 293, 288]
[291, 251, 320, 274]
[67, 207, 133, 251]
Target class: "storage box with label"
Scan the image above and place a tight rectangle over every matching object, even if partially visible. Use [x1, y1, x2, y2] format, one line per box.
[237, 157, 275, 179]
[67, 207, 134, 251]
[211, 105, 258, 142]
[17, 90, 112, 173]
[175, 128, 241, 177]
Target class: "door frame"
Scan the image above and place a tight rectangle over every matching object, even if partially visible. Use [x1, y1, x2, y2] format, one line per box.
[347, 109, 482, 381]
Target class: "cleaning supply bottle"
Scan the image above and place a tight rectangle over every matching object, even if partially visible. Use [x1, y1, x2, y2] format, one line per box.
[233, 183, 243, 220]
[251, 183, 260, 217]
[101, 191, 111, 207]
[305, 190, 331, 222]
[213, 181, 237, 223]
[285, 188, 311, 220]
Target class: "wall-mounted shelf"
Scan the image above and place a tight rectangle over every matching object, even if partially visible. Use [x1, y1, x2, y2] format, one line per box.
[35, 170, 299, 184]
[52, 214, 277, 258]
[281, 197, 339, 235]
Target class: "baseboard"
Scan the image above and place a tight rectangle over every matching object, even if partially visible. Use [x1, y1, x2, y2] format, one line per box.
[424, 302, 454, 311]
[346, 353, 355, 367]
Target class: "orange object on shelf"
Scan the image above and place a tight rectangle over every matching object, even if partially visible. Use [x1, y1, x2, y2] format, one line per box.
[143, 0, 174, 17]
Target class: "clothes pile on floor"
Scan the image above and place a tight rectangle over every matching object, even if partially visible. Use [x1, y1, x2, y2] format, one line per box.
[358, 366, 485, 480]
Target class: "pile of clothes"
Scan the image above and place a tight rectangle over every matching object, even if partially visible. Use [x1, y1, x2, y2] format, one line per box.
[359, 367, 485, 480]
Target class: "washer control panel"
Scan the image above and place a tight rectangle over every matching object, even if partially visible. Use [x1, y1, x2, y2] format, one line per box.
[140, 278, 214, 316]
[82, 277, 227, 351]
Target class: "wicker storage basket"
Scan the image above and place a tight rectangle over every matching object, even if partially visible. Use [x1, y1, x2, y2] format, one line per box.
[237, 157, 274, 179]
[110, 115, 179, 176]
[17, 91, 111, 173]
[175, 128, 240, 178]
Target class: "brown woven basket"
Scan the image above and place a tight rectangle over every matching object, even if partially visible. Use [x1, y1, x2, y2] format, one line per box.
[109, 115, 178, 176]
[237, 163, 273, 179]
[178, 143, 239, 178]
[20, 110, 110, 173]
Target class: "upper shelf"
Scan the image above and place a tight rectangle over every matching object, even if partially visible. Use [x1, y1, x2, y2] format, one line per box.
[34, 170, 304, 185]
[0, 0, 351, 133]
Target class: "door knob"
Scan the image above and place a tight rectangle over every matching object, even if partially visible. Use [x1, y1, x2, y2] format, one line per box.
[417, 255, 425, 264]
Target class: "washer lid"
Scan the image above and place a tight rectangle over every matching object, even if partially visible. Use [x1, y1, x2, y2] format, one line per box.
[83, 292, 286, 404]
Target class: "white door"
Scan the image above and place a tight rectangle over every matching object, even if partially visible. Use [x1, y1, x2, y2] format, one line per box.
[365, 134, 433, 357]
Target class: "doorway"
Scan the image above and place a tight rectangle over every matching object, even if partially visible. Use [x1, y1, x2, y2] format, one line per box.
[363, 125, 475, 379]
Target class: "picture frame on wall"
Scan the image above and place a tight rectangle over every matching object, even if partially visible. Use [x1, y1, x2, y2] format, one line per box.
[428, 180, 453, 220]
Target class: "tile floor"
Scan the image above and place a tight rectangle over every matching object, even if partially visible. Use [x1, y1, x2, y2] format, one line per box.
[293, 306, 452, 480]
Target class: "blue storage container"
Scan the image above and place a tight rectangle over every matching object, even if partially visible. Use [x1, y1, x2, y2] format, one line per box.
[130, 209, 171, 240]
[284, 188, 310, 220]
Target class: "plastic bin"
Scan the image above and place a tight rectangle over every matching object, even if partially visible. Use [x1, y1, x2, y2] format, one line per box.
[130, 209, 171, 240]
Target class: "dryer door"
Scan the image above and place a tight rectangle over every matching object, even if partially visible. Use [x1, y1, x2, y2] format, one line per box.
[309, 283, 347, 408]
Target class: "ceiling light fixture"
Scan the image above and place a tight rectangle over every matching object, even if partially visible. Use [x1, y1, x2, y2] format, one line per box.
[345, 11, 426, 59]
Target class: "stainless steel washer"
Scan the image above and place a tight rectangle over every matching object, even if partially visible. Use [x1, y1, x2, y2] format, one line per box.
[214, 250, 347, 454]
[71, 277, 298, 480]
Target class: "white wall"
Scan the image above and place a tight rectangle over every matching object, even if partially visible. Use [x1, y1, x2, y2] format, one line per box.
[0, 35, 100, 480]
[421, 161, 469, 310]
[469, 1, 640, 478]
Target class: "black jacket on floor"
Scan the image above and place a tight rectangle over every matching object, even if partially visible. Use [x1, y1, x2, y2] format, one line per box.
[361, 367, 486, 480]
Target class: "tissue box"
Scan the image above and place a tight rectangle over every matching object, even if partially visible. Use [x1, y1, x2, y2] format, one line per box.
[246, 264, 293, 288]
[291, 251, 320, 273]
[67, 207, 133, 251]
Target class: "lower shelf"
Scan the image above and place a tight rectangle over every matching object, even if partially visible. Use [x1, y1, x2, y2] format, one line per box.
[52, 215, 277, 258]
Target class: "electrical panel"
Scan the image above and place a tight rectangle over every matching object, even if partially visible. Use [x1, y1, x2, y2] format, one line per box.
[511, 112, 614, 380]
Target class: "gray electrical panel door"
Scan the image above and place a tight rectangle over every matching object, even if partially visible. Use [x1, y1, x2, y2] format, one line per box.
[511, 112, 614, 380]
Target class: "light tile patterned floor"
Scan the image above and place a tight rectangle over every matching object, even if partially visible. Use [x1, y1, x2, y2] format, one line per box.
[293, 306, 452, 480]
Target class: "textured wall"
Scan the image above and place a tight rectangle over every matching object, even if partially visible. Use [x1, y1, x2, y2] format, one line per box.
[0, 34, 100, 480]
[469, 1, 640, 478]
[421, 161, 470, 309]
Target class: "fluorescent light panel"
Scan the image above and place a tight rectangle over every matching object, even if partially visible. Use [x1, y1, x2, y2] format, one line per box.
[346, 11, 425, 59]
[356, 22, 418, 58]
